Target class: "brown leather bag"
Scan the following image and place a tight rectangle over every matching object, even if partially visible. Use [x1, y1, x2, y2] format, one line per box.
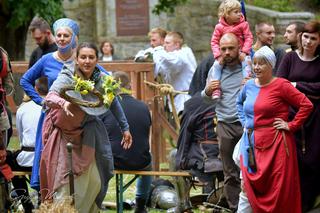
[247, 129, 257, 172]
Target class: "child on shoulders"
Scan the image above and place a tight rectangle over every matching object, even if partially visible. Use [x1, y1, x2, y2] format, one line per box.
[209, 0, 253, 98]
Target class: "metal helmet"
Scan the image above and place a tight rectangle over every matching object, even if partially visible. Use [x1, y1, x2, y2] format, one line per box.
[149, 185, 178, 209]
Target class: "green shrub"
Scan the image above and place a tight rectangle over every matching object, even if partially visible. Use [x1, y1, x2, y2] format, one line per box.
[248, 0, 296, 12]
[311, 0, 320, 6]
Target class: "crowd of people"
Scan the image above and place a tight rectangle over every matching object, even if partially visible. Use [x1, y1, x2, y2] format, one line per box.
[0, 0, 319, 212]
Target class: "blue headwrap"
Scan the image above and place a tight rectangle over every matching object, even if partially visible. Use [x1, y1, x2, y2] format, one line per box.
[53, 18, 80, 53]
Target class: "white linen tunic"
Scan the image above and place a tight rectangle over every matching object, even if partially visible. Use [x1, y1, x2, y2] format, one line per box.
[16, 100, 42, 167]
[153, 46, 197, 113]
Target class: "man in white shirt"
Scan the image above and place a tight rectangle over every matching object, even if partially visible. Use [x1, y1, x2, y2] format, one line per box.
[16, 79, 47, 167]
[153, 32, 197, 114]
[135, 27, 167, 61]
[6, 77, 48, 213]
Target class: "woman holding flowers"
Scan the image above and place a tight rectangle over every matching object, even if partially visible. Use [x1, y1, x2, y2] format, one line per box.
[40, 42, 132, 213]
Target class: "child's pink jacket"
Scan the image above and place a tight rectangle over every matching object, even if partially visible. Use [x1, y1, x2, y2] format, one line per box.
[211, 15, 253, 59]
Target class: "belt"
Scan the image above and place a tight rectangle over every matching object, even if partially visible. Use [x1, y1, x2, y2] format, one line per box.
[198, 140, 219, 145]
[247, 127, 289, 157]
[21, 146, 35, 152]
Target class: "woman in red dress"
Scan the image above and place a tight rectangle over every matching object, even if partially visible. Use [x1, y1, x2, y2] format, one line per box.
[236, 46, 313, 212]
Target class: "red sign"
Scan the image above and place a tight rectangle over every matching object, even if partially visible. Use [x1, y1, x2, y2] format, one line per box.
[116, 0, 150, 36]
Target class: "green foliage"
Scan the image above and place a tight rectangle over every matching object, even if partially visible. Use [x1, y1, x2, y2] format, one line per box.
[248, 0, 296, 12]
[311, 0, 320, 5]
[1, 0, 64, 29]
[152, 0, 189, 15]
[152, 0, 319, 15]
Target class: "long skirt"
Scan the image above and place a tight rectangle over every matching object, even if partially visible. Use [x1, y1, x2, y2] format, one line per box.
[55, 161, 101, 213]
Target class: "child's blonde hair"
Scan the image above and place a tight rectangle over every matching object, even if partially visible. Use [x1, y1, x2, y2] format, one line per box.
[218, 0, 241, 18]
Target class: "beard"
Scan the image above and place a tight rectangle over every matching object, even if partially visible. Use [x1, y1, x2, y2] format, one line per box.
[39, 37, 49, 50]
[223, 55, 237, 64]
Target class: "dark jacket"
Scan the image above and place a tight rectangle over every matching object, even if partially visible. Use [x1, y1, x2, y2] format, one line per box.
[28, 43, 57, 68]
[102, 94, 152, 170]
[188, 54, 214, 96]
[176, 93, 219, 178]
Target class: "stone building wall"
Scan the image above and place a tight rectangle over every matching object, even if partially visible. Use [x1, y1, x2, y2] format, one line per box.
[24, 0, 314, 62]
[162, 1, 315, 60]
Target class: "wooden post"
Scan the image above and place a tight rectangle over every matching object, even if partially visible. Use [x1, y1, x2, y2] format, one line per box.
[11, 61, 164, 170]
[151, 96, 161, 171]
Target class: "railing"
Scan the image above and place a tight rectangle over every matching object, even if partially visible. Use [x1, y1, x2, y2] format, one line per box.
[10, 61, 178, 171]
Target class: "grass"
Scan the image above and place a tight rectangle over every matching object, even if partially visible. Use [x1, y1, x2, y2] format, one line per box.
[7, 136, 20, 151]
[7, 136, 204, 212]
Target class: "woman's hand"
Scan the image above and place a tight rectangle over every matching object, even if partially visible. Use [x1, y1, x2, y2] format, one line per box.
[273, 118, 290, 131]
[121, 130, 132, 150]
[205, 80, 220, 96]
[62, 101, 74, 117]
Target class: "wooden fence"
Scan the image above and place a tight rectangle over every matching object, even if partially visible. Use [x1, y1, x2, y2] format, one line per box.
[9, 61, 178, 171]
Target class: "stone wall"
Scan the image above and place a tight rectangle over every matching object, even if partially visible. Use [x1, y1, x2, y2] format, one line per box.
[245, 4, 315, 48]
[162, 0, 315, 61]
[63, 0, 97, 43]
[94, 0, 168, 59]
[164, 0, 220, 60]
[24, 0, 315, 62]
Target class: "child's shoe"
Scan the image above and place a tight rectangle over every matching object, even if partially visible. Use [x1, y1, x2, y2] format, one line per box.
[212, 89, 221, 99]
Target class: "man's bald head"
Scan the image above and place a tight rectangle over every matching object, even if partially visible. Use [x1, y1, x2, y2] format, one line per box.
[219, 33, 240, 65]
[220, 33, 239, 46]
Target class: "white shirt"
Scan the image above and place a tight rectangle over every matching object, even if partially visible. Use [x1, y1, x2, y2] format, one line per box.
[153, 45, 197, 113]
[134, 47, 159, 61]
[102, 55, 113, 62]
[16, 100, 42, 167]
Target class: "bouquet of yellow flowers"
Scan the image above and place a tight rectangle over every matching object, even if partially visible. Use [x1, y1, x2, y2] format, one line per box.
[101, 75, 121, 107]
[73, 75, 121, 108]
[73, 75, 94, 95]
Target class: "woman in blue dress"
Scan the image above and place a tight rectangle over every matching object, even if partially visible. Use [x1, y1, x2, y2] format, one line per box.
[20, 18, 80, 190]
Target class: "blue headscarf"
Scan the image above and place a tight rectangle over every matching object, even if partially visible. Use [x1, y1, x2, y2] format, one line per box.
[53, 18, 80, 53]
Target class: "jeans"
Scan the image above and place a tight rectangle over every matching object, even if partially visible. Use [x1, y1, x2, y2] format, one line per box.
[135, 163, 152, 200]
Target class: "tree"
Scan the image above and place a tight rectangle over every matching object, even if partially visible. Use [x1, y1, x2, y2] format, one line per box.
[0, 0, 63, 60]
[152, 0, 189, 15]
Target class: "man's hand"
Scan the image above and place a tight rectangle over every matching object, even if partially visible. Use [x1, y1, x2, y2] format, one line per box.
[239, 52, 246, 62]
[217, 56, 224, 65]
[205, 80, 220, 96]
[242, 76, 252, 86]
[121, 130, 133, 150]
